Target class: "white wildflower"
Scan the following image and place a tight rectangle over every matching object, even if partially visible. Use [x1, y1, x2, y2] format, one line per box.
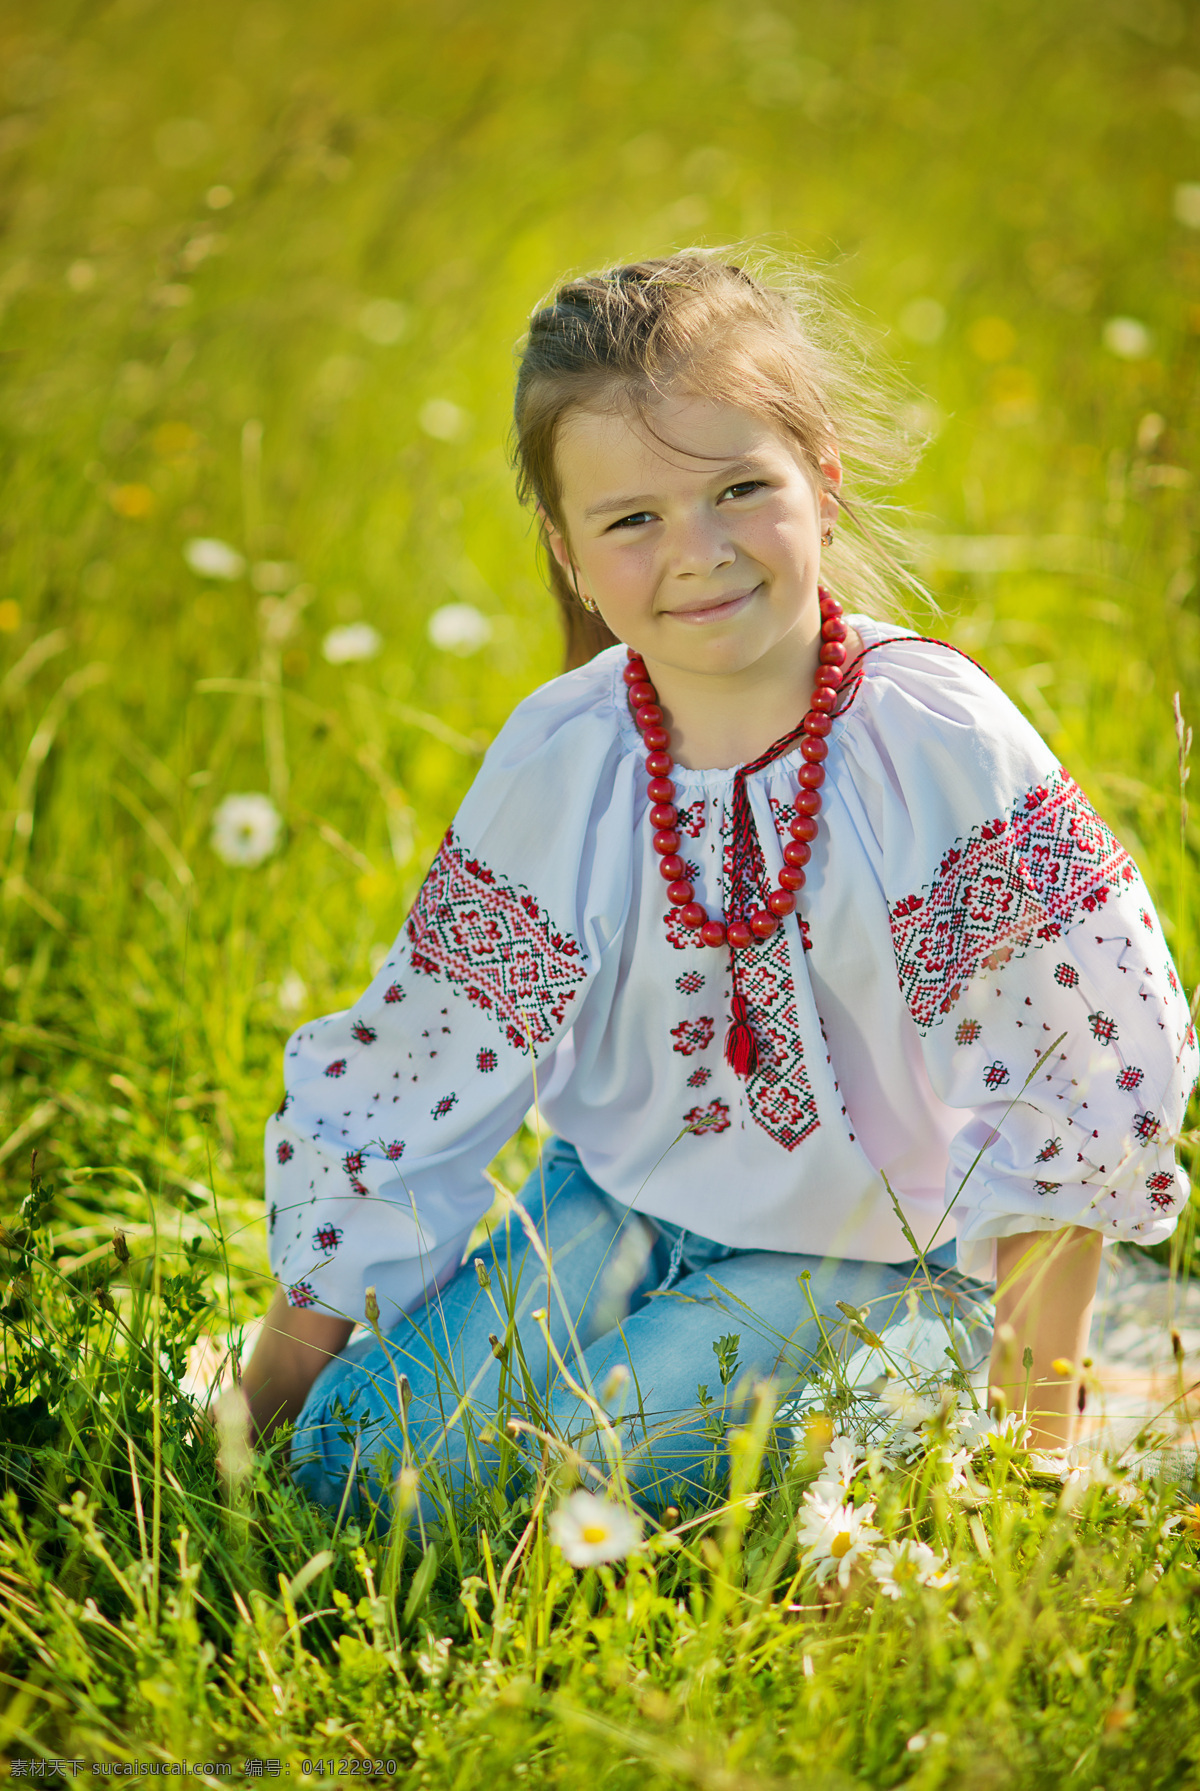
[418, 398, 470, 441]
[1103, 317, 1152, 361]
[321, 622, 382, 664]
[810, 1435, 864, 1499]
[210, 793, 282, 867]
[871, 1538, 958, 1599]
[797, 1493, 880, 1587]
[184, 537, 245, 580]
[549, 1490, 642, 1567]
[958, 1407, 1029, 1452]
[427, 602, 492, 655]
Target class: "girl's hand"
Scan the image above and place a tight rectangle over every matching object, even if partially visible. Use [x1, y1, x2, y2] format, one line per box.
[989, 1226, 1103, 1451]
[242, 1287, 354, 1441]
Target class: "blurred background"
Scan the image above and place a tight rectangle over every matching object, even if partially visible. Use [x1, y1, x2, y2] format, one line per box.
[0, 0, 1196, 1312]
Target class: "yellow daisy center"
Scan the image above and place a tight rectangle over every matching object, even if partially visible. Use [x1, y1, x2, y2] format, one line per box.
[581, 1524, 609, 1544]
[831, 1531, 853, 1558]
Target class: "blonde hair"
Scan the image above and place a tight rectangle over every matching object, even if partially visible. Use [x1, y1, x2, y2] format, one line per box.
[511, 248, 928, 670]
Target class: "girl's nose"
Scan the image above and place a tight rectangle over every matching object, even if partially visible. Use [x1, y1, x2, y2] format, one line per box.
[668, 511, 736, 578]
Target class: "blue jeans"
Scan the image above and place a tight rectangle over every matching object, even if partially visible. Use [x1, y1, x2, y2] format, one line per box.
[290, 1140, 991, 1516]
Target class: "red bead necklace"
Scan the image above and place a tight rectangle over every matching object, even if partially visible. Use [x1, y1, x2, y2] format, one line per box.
[625, 586, 849, 1073]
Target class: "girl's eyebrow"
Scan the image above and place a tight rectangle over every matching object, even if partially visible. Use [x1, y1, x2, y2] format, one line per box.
[582, 457, 769, 520]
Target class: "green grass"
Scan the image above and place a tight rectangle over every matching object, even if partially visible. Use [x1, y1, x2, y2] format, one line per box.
[2, 0, 1200, 1781]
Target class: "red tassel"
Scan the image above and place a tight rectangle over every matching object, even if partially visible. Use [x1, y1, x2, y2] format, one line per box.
[725, 994, 758, 1078]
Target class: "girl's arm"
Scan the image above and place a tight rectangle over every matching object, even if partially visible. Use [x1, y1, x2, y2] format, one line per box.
[244, 1289, 354, 1440]
[988, 1225, 1102, 1450]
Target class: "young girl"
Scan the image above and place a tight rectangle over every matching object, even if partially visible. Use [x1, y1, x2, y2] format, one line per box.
[245, 253, 1197, 1513]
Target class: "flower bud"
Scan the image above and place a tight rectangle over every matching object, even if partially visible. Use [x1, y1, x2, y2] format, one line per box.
[474, 1257, 491, 1290]
[364, 1285, 380, 1327]
[112, 1229, 130, 1265]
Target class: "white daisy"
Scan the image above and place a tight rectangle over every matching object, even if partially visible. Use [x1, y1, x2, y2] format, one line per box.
[797, 1493, 880, 1587]
[321, 622, 383, 665]
[871, 1539, 958, 1599]
[807, 1434, 865, 1502]
[549, 1490, 642, 1568]
[183, 536, 245, 580]
[210, 793, 282, 867]
[426, 601, 492, 655]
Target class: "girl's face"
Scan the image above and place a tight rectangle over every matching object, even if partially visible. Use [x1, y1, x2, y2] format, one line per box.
[545, 393, 840, 682]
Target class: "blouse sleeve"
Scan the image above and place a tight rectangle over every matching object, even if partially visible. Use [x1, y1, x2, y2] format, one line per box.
[862, 638, 1198, 1282]
[263, 656, 633, 1324]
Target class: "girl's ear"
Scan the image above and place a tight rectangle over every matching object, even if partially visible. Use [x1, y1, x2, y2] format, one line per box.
[537, 504, 571, 573]
[817, 447, 843, 529]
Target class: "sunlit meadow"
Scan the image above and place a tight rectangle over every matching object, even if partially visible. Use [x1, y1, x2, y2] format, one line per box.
[2, 0, 1200, 1783]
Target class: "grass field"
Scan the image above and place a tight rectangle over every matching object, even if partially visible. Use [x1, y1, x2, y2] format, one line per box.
[2, 0, 1200, 1782]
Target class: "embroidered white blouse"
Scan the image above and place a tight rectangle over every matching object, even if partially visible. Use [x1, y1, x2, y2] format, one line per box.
[265, 620, 1198, 1318]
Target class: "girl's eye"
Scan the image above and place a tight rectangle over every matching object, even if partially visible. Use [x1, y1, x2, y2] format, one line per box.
[607, 511, 656, 531]
[722, 480, 766, 501]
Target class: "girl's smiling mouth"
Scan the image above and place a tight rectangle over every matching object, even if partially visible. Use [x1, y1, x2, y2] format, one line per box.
[667, 583, 762, 624]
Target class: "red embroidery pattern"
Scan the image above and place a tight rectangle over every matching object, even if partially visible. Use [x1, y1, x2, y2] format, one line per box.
[431, 1093, 458, 1119]
[1117, 1066, 1144, 1091]
[325, 1059, 346, 1077]
[983, 1061, 1010, 1089]
[1133, 1112, 1161, 1144]
[384, 983, 404, 1003]
[677, 799, 707, 839]
[687, 1067, 711, 1088]
[671, 1015, 715, 1056]
[407, 828, 588, 1052]
[314, 1224, 343, 1252]
[385, 1140, 405, 1160]
[287, 1281, 317, 1308]
[1036, 1137, 1062, 1162]
[684, 1097, 731, 1135]
[1035, 1181, 1061, 1196]
[1089, 1012, 1118, 1044]
[736, 925, 820, 1152]
[477, 1048, 497, 1073]
[351, 1021, 377, 1044]
[1054, 963, 1080, 988]
[1147, 1171, 1175, 1209]
[676, 971, 705, 995]
[955, 1019, 982, 1045]
[276, 1141, 293, 1164]
[889, 771, 1134, 1031]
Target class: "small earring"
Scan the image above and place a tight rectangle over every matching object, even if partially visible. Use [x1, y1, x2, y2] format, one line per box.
[821, 523, 835, 547]
[570, 565, 599, 615]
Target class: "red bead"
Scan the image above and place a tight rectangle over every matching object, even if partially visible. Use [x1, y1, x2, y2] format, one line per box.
[790, 815, 818, 841]
[681, 903, 707, 928]
[819, 641, 847, 666]
[646, 752, 672, 776]
[801, 736, 828, 763]
[653, 829, 681, 855]
[794, 789, 822, 816]
[726, 920, 754, 949]
[699, 920, 727, 948]
[642, 727, 670, 750]
[667, 879, 694, 906]
[821, 617, 848, 643]
[650, 803, 677, 829]
[647, 777, 675, 802]
[768, 890, 796, 917]
[623, 662, 648, 686]
[629, 681, 656, 707]
[659, 854, 685, 881]
[798, 763, 825, 789]
[778, 866, 807, 891]
[635, 703, 663, 729]
[819, 590, 842, 622]
[802, 711, 832, 737]
[815, 666, 844, 689]
[784, 840, 811, 868]
[810, 687, 837, 713]
[749, 910, 778, 940]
